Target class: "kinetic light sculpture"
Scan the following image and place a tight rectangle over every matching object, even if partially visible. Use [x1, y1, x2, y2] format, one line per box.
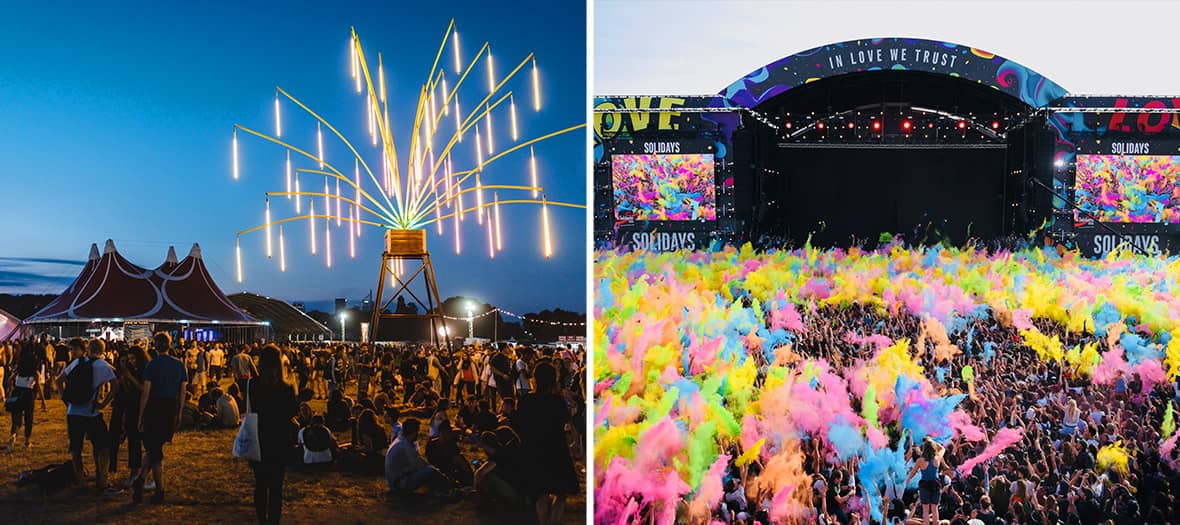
[230, 22, 585, 344]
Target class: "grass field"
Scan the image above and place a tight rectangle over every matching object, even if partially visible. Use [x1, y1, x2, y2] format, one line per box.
[0, 380, 585, 525]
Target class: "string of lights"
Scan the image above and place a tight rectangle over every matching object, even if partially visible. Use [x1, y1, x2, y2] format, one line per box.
[441, 307, 585, 326]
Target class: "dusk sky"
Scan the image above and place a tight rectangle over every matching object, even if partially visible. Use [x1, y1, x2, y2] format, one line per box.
[0, 0, 587, 315]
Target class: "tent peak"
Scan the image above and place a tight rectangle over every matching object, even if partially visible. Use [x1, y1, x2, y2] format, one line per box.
[88, 243, 100, 261]
[165, 246, 178, 264]
[103, 239, 116, 255]
[189, 243, 202, 260]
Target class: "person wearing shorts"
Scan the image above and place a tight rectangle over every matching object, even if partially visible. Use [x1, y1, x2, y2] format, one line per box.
[55, 338, 118, 490]
[905, 439, 946, 525]
[133, 333, 188, 504]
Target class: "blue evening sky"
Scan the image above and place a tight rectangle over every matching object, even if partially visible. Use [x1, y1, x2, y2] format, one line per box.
[0, 0, 587, 314]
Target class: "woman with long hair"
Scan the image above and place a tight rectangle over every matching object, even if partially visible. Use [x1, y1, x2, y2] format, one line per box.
[514, 359, 579, 525]
[904, 438, 946, 525]
[110, 345, 148, 479]
[246, 344, 298, 524]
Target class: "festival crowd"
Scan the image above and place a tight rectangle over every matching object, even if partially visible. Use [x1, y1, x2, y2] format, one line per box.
[594, 242, 1180, 525]
[2, 332, 585, 525]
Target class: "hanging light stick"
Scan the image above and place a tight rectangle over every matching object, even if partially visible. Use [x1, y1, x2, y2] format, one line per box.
[279, 224, 286, 272]
[228, 21, 583, 278]
[235, 236, 243, 282]
[265, 198, 273, 258]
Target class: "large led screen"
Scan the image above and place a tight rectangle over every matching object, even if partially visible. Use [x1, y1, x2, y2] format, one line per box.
[611, 154, 715, 221]
[1075, 154, 1180, 223]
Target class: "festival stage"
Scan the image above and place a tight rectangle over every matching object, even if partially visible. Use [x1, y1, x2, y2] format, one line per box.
[594, 38, 1180, 257]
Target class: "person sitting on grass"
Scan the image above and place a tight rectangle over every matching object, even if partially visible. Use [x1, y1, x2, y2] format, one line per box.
[196, 381, 216, 411]
[473, 426, 529, 509]
[428, 399, 450, 438]
[326, 388, 352, 433]
[341, 408, 387, 475]
[496, 397, 517, 429]
[406, 380, 440, 419]
[179, 382, 213, 430]
[382, 406, 402, 446]
[226, 382, 245, 418]
[424, 420, 473, 487]
[213, 387, 240, 428]
[296, 402, 313, 429]
[299, 414, 337, 465]
[384, 418, 457, 498]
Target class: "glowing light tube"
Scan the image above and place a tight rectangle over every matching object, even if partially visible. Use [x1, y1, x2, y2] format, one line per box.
[487, 214, 495, 259]
[542, 194, 552, 258]
[453, 31, 461, 73]
[235, 237, 242, 282]
[309, 200, 317, 254]
[494, 192, 502, 251]
[279, 225, 286, 272]
[476, 172, 484, 225]
[530, 146, 538, 198]
[510, 96, 518, 141]
[532, 58, 540, 111]
[265, 198, 272, 258]
[485, 105, 494, 155]
[317, 122, 324, 169]
[232, 129, 239, 180]
[325, 216, 332, 268]
[453, 207, 461, 254]
[285, 151, 292, 200]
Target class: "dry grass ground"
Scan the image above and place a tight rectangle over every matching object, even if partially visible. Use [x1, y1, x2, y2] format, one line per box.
[0, 380, 585, 525]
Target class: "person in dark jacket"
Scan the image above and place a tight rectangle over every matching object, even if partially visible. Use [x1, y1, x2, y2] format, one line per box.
[513, 360, 579, 525]
[247, 344, 298, 524]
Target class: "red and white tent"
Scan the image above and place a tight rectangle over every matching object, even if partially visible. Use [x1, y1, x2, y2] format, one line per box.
[24, 240, 261, 325]
[0, 307, 19, 341]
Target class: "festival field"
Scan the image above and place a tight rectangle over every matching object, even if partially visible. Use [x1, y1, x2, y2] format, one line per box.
[593, 243, 1180, 524]
[0, 381, 585, 525]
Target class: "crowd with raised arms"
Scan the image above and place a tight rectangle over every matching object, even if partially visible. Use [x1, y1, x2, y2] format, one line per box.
[594, 242, 1180, 525]
[2, 334, 585, 525]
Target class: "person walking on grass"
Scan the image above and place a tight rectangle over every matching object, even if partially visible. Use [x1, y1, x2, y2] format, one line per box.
[55, 338, 118, 491]
[7, 340, 43, 451]
[132, 332, 188, 504]
[247, 344, 299, 524]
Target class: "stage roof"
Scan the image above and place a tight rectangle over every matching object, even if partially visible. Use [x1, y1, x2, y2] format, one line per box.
[228, 292, 332, 339]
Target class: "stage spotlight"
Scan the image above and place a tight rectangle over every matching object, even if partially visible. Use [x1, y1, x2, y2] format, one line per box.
[991, 121, 1001, 129]
[871, 120, 881, 131]
[847, 122, 855, 129]
[927, 122, 934, 129]
[902, 120, 912, 132]
[957, 120, 967, 130]
[785, 122, 792, 129]
[816, 121, 825, 130]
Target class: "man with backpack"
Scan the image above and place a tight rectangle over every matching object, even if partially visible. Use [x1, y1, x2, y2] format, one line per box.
[54, 338, 118, 491]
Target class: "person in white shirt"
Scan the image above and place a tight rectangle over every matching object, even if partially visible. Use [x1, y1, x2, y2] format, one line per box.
[298, 415, 337, 464]
[55, 338, 118, 490]
[208, 345, 225, 381]
[215, 389, 240, 427]
[514, 349, 531, 395]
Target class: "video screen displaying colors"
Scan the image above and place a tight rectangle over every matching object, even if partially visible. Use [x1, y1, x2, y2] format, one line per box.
[612, 154, 716, 221]
[1075, 154, 1180, 224]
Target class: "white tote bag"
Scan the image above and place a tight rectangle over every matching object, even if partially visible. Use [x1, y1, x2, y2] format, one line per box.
[232, 380, 262, 461]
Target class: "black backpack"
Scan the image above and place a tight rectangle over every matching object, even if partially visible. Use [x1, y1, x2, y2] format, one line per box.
[63, 357, 95, 406]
